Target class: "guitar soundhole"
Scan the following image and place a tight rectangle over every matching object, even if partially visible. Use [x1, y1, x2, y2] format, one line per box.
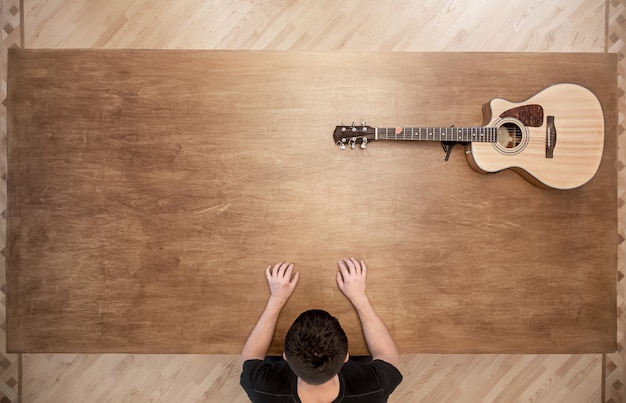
[497, 123, 523, 148]
[492, 118, 528, 155]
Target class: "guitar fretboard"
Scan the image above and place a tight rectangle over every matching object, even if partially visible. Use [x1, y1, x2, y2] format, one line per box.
[378, 127, 498, 143]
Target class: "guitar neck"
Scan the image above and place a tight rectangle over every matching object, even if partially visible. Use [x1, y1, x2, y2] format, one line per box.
[376, 126, 498, 143]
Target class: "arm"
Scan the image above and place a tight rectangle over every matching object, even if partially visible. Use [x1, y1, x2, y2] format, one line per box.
[336, 258, 400, 368]
[239, 262, 300, 368]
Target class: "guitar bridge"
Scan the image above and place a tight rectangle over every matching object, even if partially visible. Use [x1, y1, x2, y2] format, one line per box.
[546, 115, 556, 158]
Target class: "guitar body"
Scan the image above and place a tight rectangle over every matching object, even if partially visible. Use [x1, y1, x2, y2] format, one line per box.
[466, 83, 605, 190]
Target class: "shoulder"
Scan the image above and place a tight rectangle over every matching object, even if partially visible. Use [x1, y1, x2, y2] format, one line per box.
[240, 359, 297, 401]
[341, 359, 403, 394]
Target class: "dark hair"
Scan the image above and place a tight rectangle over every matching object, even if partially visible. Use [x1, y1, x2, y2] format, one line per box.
[283, 309, 348, 385]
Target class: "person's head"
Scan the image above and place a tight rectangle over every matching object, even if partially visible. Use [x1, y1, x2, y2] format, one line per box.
[283, 309, 349, 385]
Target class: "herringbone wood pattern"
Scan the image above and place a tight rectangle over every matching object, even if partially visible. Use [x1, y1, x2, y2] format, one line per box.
[607, 0, 626, 402]
[1, 1, 20, 402]
[1, 0, 623, 402]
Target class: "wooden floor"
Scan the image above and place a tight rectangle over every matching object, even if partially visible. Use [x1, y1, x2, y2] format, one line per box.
[0, 0, 624, 402]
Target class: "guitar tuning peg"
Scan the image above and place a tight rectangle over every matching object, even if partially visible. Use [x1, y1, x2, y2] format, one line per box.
[362, 121, 366, 126]
[360, 138, 368, 149]
[340, 143, 346, 150]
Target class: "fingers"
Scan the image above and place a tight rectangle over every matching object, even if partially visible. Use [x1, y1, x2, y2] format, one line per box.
[338, 259, 349, 279]
[338, 259, 346, 272]
[273, 262, 289, 277]
[269, 262, 285, 277]
[349, 258, 361, 276]
[336, 271, 344, 290]
[340, 258, 364, 276]
[268, 262, 297, 282]
[285, 263, 299, 285]
[270, 262, 282, 278]
[279, 262, 291, 277]
[290, 270, 300, 287]
[284, 262, 293, 278]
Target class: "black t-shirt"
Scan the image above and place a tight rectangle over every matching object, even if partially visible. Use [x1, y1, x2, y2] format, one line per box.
[240, 358, 403, 402]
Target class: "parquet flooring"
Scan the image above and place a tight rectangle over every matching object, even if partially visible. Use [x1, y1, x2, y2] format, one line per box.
[1, 1, 21, 402]
[1, 0, 624, 402]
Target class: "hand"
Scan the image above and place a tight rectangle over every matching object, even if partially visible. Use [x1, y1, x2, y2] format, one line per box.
[336, 258, 368, 306]
[266, 262, 299, 306]
[239, 262, 300, 366]
[336, 258, 400, 367]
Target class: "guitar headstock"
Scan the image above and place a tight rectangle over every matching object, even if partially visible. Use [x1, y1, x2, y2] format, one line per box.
[333, 121, 375, 149]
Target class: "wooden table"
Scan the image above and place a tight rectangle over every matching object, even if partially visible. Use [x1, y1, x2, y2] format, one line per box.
[6, 50, 617, 354]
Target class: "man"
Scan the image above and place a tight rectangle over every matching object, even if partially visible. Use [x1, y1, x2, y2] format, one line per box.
[240, 258, 403, 402]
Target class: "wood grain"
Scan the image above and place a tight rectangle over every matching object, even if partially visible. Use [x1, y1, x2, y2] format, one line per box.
[6, 49, 617, 355]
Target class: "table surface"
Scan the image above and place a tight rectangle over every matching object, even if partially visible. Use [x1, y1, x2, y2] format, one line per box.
[6, 49, 617, 354]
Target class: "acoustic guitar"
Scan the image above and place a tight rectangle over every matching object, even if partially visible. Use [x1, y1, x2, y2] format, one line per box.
[333, 83, 605, 190]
